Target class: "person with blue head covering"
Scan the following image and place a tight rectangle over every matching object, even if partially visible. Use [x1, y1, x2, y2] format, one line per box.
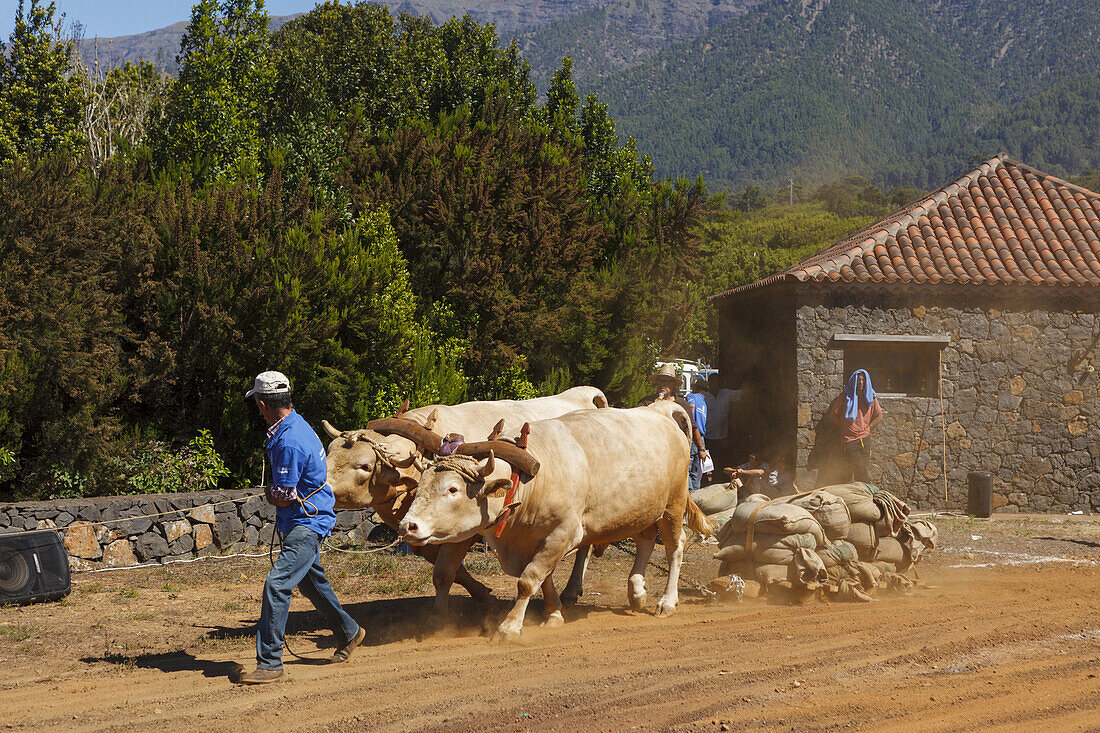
[827, 369, 883, 482]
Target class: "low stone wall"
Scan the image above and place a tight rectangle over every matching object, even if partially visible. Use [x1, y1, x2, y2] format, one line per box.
[0, 490, 381, 571]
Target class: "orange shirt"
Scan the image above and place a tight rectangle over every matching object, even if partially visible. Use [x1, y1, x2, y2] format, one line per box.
[830, 396, 882, 442]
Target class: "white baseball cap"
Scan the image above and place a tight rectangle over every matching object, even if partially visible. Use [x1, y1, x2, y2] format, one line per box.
[245, 370, 291, 398]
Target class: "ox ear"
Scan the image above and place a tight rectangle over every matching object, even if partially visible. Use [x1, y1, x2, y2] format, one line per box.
[478, 477, 512, 498]
[671, 410, 691, 438]
[322, 420, 342, 439]
[423, 408, 439, 430]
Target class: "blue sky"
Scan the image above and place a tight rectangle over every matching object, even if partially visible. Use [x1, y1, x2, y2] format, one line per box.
[1, 1, 321, 40]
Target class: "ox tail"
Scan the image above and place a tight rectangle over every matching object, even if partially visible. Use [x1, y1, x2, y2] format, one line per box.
[686, 495, 714, 537]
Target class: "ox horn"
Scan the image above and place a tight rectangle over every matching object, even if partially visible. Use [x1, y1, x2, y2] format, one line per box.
[395, 399, 410, 418]
[322, 420, 342, 439]
[422, 408, 439, 430]
[478, 451, 495, 478]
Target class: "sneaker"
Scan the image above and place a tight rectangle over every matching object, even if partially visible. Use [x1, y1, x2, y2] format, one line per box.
[239, 667, 284, 684]
[332, 626, 366, 664]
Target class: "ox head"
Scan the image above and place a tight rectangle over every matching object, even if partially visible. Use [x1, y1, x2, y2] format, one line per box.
[398, 452, 513, 545]
[323, 421, 422, 509]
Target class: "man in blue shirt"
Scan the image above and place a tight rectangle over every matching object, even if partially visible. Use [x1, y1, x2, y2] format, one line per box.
[239, 371, 364, 684]
[683, 376, 710, 492]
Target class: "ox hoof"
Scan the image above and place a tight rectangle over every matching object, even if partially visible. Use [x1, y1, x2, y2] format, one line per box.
[541, 613, 564, 628]
[469, 588, 494, 605]
[655, 601, 677, 618]
[560, 592, 580, 606]
[491, 625, 522, 643]
[628, 595, 647, 613]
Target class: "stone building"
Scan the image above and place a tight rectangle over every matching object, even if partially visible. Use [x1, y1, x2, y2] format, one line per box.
[711, 156, 1100, 512]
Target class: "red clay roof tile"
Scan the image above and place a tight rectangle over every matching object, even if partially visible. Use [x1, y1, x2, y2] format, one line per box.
[713, 156, 1100, 298]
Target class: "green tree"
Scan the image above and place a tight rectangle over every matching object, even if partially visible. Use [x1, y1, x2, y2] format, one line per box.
[342, 100, 607, 397]
[150, 0, 273, 180]
[0, 155, 135, 495]
[0, 0, 86, 166]
[148, 169, 452, 477]
[266, 3, 537, 201]
[543, 56, 580, 144]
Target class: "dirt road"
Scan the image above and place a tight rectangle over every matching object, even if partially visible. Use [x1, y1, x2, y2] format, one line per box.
[1, 515, 1098, 731]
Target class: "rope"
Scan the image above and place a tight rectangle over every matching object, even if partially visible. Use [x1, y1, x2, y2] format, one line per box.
[267, 522, 404, 661]
[321, 537, 402, 555]
[73, 549, 279, 573]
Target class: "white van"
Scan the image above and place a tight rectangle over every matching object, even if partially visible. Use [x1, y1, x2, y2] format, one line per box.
[655, 360, 717, 396]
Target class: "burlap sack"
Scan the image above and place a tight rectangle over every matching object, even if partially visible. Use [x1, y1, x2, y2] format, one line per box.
[718, 553, 826, 593]
[872, 536, 912, 570]
[844, 521, 878, 561]
[693, 483, 738, 515]
[714, 531, 818, 565]
[792, 547, 828, 587]
[817, 540, 860, 568]
[817, 483, 882, 523]
[729, 499, 825, 545]
[872, 562, 915, 593]
[784, 491, 851, 541]
[705, 511, 734, 533]
[906, 518, 939, 548]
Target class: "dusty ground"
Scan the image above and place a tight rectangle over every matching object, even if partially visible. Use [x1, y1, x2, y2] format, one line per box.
[1, 514, 1099, 732]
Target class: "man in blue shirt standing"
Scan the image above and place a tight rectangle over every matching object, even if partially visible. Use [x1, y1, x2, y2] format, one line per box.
[684, 376, 709, 492]
[239, 371, 365, 684]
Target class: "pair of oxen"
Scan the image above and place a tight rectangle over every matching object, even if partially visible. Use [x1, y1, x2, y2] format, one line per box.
[323, 386, 712, 641]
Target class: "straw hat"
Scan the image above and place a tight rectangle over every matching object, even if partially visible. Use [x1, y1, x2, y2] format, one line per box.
[650, 363, 680, 386]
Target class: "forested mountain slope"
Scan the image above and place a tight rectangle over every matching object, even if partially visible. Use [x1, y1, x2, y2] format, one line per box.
[78, 0, 604, 73]
[599, 0, 1100, 187]
[517, 0, 763, 89]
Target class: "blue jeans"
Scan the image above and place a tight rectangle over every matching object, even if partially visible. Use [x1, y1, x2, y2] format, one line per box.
[689, 443, 703, 493]
[257, 524, 360, 670]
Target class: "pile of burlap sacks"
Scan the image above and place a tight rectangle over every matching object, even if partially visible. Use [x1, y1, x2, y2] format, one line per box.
[702, 481, 938, 603]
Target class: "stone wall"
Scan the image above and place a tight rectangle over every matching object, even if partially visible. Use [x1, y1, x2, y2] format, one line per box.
[793, 286, 1099, 512]
[0, 490, 382, 571]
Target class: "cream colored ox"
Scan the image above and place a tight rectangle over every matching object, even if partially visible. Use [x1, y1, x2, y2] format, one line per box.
[322, 386, 608, 618]
[398, 402, 713, 641]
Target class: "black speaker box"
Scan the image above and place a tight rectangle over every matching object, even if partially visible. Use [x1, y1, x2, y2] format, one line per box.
[0, 530, 71, 605]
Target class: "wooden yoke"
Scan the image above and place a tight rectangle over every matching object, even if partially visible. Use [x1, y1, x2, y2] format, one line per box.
[365, 418, 444, 454]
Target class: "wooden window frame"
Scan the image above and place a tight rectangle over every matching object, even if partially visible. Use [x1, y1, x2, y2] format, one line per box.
[835, 334, 947, 398]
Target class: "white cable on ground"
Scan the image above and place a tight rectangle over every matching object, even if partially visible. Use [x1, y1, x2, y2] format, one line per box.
[74, 549, 282, 573]
[73, 538, 406, 574]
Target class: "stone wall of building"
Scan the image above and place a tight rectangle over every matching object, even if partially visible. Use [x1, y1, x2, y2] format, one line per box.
[0, 490, 382, 570]
[794, 287, 1099, 512]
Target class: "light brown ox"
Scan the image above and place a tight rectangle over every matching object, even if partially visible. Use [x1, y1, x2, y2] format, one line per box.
[323, 386, 608, 618]
[398, 402, 713, 641]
